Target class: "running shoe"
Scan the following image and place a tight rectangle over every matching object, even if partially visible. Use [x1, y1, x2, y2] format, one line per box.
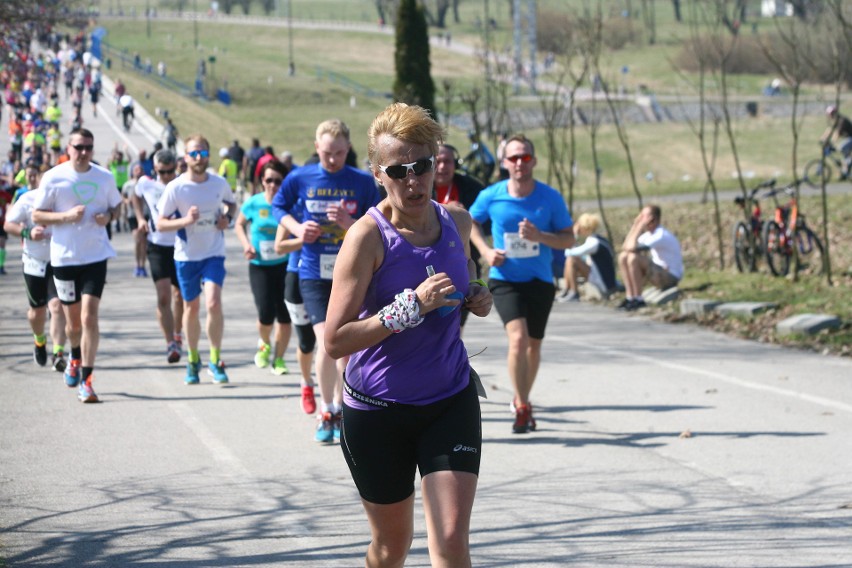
[34, 342, 48, 366]
[78, 376, 99, 403]
[512, 403, 533, 434]
[556, 290, 579, 303]
[64, 358, 81, 387]
[254, 341, 271, 368]
[332, 411, 343, 441]
[167, 341, 181, 364]
[270, 357, 288, 376]
[301, 385, 317, 415]
[0, 266, 6, 275]
[208, 360, 229, 384]
[185, 361, 201, 385]
[314, 412, 334, 443]
[626, 299, 648, 311]
[52, 351, 67, 373]
[528, 403, 537, 432]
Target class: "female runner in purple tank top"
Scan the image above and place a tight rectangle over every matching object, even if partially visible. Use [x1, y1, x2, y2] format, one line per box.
[325, 103, 493, 567]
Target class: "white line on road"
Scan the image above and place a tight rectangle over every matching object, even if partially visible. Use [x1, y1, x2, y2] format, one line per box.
[547, 334, 852, 415]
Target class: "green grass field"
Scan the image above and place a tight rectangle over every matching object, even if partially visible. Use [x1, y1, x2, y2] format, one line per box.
[86, 3, 850, 353]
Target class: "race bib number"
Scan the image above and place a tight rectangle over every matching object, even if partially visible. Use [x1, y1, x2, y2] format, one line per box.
[23, 254, 47, 277]
[192, 212, 218, 233]
[320, 253, 337, 280]
[55, 278, 77, 302]
[259, 239, 283, 261]
[504, 232, 539, 258]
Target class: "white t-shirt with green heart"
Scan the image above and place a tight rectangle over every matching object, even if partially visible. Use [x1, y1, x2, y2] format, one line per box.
[34, 161, 122, 267]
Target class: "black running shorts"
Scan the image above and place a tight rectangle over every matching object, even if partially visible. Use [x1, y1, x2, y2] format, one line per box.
[341, 379, 481, 505]
[490, 278, 556, 340]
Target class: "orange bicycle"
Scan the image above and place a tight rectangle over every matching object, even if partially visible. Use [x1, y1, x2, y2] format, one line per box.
[761, 183, 825, 277]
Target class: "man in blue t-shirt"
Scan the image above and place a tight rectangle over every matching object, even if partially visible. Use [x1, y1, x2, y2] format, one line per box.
[272, 119, 381, 443]
[469, 134, 574, 435]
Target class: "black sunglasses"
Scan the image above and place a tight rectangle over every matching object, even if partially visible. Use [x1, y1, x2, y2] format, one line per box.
[157, 168, 177, 175]
[378, 156, 435, 180]
[71, 144, 94, 152]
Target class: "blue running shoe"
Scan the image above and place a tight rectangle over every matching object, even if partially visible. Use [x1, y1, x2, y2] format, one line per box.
[185, 361, 201, 385]
[64, 359, 81, 387]
[77, 376, 99, 403]
[314, 412, 334, 443]
[332, 411, 343, 441]
[207, 360, 229, 384]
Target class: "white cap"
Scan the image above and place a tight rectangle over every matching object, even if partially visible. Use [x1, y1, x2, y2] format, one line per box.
[219, 148, 228, 158]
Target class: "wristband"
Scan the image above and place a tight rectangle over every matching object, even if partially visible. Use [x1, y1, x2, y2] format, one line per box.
[469, 278, 487, 288]
[378, 289, 424, 333]
[21, 228, 31, 240]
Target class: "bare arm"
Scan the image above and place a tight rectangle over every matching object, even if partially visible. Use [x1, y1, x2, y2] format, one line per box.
[32, 206, 85, 226]
[233, 212, 255, 260]
[274, 223, 303, 255]
[518, 217, 575, 250]
[622, 211, 649, 252]
[470, 220, 505, 267]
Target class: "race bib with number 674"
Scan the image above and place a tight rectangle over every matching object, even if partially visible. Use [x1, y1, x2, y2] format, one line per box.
[503, 232, 539, 258]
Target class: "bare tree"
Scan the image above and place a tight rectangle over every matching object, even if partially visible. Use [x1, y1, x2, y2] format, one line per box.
[674, 1, 726, 269]
[640, 0, 657, 45]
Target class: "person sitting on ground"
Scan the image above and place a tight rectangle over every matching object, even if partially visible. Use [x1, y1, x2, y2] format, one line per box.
[558, 212, 618, 302]
[820, 105, 852, 179]
[616, 205, 683, 312]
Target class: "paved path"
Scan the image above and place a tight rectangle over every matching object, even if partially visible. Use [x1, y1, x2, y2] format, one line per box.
[2, 64, 852, 567]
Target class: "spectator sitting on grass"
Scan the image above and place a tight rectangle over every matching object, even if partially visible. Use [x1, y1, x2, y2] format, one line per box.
[616, 205, 683, 312]
[557, 212, 618, 303]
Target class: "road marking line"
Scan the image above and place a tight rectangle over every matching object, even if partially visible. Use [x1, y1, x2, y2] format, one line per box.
[547, 335, 852, 415]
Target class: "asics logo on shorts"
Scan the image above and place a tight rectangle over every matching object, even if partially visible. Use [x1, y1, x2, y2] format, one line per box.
[453, 444, 478, 454]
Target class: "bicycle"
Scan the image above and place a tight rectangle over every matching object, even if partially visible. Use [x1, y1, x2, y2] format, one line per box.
[732, 178, 776, 273]
[761, 182, 825, 277]
[802, 142, 851, 188]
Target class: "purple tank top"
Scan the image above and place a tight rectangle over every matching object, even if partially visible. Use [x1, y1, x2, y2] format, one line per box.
[345, 202, 471, 409]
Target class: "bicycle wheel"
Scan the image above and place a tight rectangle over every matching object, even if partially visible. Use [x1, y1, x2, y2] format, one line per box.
[794, 226, 825, 277]
[732, 221, 758, 272]
[803, 159, 832, 188]
[762, 220, 790, 277]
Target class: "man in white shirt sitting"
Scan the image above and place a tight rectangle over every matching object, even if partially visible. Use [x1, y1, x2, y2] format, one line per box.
[617, 204, 683, 311]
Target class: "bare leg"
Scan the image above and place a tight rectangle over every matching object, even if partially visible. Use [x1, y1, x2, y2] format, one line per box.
[298, 347, 315, 387]
[48, 298, 67, 349]
[183, 297, 201, 354]
[154, 278, 175, 343]
[79, 295, 101, 367]
[204, 281, 224, 351]
[505, 318, 531, 405]
[172, 286, 184, 336]
[422, 471, 478, 568]
[273, 322, 292, 360]
[361, 494, 415, 568]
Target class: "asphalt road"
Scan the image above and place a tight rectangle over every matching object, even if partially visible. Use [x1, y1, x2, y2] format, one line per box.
[2, 58, 851, 568]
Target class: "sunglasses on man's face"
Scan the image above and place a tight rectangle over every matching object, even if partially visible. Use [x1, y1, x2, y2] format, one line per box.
[157, 168, 176, 175]
[377, 156, 435, 180]
[186, 149, 210, 159]
[71, 143, 94, 152]
[505, 153, 533, 164]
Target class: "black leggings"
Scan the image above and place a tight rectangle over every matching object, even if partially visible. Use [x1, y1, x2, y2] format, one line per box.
[248, 263, 290, 326]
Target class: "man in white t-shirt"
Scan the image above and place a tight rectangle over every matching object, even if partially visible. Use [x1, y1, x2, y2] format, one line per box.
[132, 149, 184, 364]
[617, 204, 683, 311]
[32, 128, 123, 403]
[156, 135, 236, 385]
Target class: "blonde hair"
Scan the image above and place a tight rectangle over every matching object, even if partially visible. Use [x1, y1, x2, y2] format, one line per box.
[575, 212, 601, 234]
[367, 103, 443, 168]
[315, 119, 350, 142]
